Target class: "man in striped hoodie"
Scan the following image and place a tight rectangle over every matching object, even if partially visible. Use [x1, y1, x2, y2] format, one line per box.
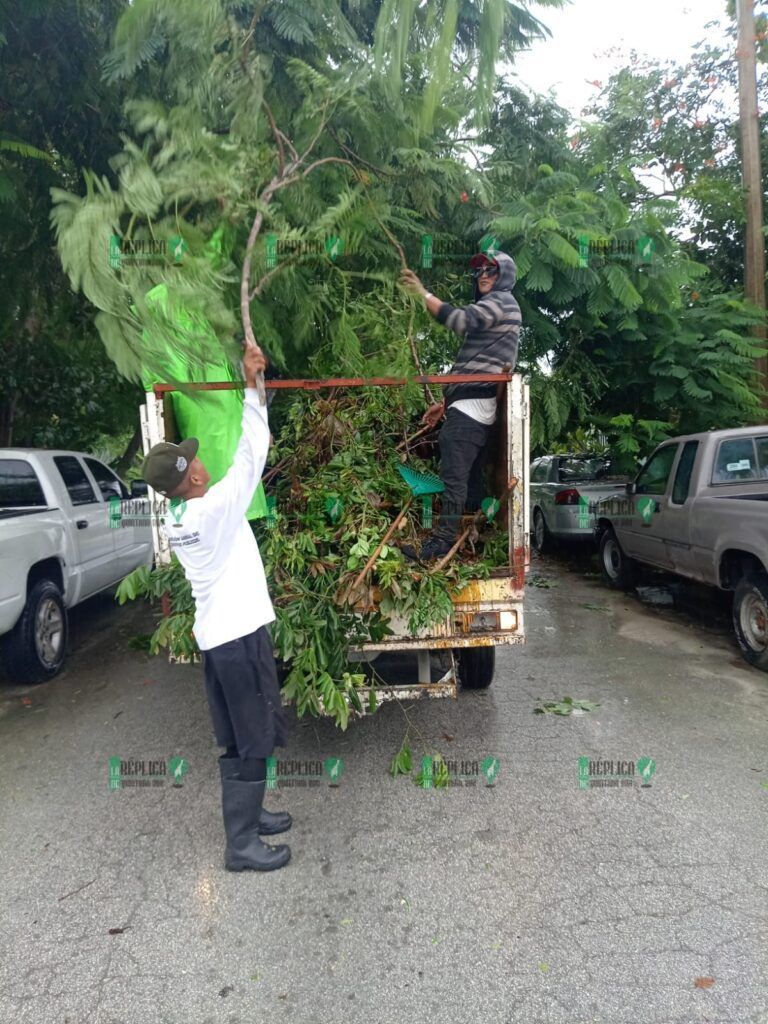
[400, 250, 521, 560]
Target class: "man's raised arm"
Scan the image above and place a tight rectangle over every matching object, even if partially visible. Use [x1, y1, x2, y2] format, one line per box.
[202, 345, 270, 526]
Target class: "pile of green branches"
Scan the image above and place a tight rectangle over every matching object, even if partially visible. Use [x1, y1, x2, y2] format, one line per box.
[118, 384, 508, 728]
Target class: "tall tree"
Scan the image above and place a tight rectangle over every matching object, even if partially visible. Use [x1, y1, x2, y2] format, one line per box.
[51, 0, 561, 388]
[0, 0, 139, 450]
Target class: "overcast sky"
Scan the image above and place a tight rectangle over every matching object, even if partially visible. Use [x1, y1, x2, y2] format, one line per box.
[513, 0, 730, 117]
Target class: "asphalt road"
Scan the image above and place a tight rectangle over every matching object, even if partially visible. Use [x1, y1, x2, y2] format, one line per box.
[1, 556, 767, 1024]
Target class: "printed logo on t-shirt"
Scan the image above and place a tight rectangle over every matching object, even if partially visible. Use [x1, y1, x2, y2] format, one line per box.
[168, 530, 201, 549]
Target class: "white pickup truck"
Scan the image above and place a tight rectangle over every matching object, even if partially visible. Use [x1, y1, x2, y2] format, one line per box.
[0, 450, 152, 683]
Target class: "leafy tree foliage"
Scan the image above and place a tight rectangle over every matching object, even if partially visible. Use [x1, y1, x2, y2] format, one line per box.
[0, 0, 139, 450]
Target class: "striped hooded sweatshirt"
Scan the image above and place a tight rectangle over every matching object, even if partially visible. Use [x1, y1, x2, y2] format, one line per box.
[435, 251, 521, 408]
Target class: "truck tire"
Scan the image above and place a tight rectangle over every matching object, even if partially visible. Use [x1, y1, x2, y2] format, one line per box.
[456, 646, 495, 689]
[732, 574, 768, 671]
[1, 580, 68, 684]
[532, 508, 552, 554]
[599, 527, 639, 590]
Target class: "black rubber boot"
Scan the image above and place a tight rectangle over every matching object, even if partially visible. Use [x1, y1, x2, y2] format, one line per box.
[221, 776, 291, 872]
[418, 533, 455, 561]
[401, 534, 455, 563]
[218, 756, 292, 836]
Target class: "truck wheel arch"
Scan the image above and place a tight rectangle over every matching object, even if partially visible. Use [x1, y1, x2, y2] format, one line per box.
[27, 557, 65, 596]
[1, 578, 68, 683]
[719, 549, 766, 591]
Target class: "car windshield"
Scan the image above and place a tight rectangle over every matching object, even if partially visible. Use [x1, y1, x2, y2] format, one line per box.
[559, 457, 616, 482]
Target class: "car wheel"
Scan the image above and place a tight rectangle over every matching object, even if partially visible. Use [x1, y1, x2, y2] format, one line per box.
[599, 527, 639, 590]
[455, 646, 495, 689]
[1, 580, 68, 683]
[732, 573, 768, 671]
[532, 508, 552, 554]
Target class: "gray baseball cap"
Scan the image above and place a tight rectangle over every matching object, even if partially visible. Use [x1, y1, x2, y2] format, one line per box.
[141, 438, 199, 496]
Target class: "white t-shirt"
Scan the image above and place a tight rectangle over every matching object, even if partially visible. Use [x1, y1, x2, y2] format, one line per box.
[162, 389, 274, 651]
[450, 396, 498, 425]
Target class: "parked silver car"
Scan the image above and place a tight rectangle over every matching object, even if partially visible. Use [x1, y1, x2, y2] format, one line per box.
[529, 453, 628, 553]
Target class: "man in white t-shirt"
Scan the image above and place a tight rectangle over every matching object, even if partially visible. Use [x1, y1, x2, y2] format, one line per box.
[142, 344, 291, 873]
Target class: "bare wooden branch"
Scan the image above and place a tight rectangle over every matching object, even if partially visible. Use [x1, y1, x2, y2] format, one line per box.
[299, 99, 331, 164]
[327, 128, 394, 178]
[277, 129, 299, 162]
[395, 420, 437, 452]
[302, 155, 356, 178]
[343, 500, 412, 601]
[262, 99, 285, 175]
[431, 477, 519, 573]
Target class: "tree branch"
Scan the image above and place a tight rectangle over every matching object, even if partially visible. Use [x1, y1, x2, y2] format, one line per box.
[327, 127, 394, 178]
[299, 99, 331, 164]
[262, 99, 285, 175]
[301, 155, 356, 177]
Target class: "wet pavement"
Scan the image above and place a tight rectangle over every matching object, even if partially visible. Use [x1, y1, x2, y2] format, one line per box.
[1, 559, 767, 1024]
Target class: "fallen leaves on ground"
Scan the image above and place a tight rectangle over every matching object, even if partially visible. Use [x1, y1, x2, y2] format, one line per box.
[534, 697, 599, 716]
[528, 575, 557, 588]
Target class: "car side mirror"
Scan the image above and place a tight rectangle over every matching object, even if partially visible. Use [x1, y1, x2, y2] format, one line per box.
[625, 481, 636, 496]
[130, 479, 149, 498]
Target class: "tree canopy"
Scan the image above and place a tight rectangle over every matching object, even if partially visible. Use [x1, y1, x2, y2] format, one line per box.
[0, 0, 765, 463]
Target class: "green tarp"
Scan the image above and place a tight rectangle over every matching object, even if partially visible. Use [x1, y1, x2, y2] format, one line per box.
[140, 282, 267, 520]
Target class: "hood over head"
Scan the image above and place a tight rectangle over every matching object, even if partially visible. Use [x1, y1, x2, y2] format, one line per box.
[471, 250, 517, 300]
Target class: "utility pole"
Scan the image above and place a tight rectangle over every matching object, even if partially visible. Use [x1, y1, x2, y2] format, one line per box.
[736, 0, 768, 400]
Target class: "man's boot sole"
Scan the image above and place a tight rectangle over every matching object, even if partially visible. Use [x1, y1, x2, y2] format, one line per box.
[225, 848, 292, 872]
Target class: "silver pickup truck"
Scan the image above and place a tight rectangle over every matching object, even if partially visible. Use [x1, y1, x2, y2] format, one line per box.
[0, 450, 152, 683]
[593, 426, 768, 671]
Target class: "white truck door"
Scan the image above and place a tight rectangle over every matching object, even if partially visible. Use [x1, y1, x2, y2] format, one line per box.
[83, 457, 152, 577]
[51, 455, 117, 597]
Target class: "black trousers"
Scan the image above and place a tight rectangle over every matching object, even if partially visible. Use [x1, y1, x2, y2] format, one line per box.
[437, 408, 492, 539]
[202, 625, 288, 760]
